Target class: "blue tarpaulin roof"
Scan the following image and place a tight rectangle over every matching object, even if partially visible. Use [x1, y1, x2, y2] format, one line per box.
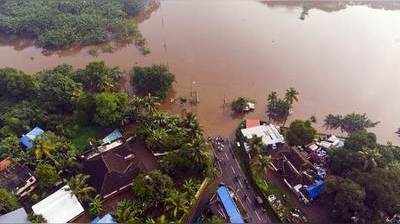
[91, 214, 116, 224]
[102, 129, 122, 145]
[216, 185, 244, 224]
[306, 180, 325, 200]
[20, 127, 44, 149]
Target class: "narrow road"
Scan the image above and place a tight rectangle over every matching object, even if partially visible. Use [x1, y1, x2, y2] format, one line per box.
[211, 137, 272, 224]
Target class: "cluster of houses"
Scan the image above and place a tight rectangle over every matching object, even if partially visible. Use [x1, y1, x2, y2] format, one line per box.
[0, 127, 150, 223]
[239, 119, 344, 205]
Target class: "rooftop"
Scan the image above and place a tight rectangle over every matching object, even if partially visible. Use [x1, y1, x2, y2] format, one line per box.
[32, 185, 84, 223]
[82, 141, 145, 198]
[20, 127, 44, 149]
[241, 124, 284, 147]
[0, 158, 36, 197]
[0, 208, 29, 224]
[216, 185, 244, 224]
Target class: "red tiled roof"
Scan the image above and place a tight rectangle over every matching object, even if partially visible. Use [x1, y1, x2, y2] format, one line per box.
[245, 119, 260, 128]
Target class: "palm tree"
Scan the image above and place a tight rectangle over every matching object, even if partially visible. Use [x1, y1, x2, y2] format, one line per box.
[285, 87, 299, 105]
[259, 155, 272, 169]
[267, 91, 278, 105]
[89, 195, 103, 217]
[67, 174, 95, 203]
[324, 114, 343, 130]
[164, 190, 190, 219]
[358, 149, 381, 171]
[248, 135, 263, 160]
[33, 137, 56, 160]
[183, 179, 198, 197]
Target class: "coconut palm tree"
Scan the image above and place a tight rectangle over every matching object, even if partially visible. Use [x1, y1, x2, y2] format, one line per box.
[259, 155, 272, 169]
[248, 135, 263, 160]
[267, 91, 278, 105]
[67, 174, 95, 203]
[324, 114, 343, 130]
[358, 149, 381, 171]
[285, 87, 299, 105]
[183, 179, 198, 197]
[89, 195, 103, 217]
[164, 189, 190, 219]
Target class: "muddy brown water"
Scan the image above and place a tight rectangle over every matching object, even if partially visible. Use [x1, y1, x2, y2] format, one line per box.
[1, 0, 400, 143]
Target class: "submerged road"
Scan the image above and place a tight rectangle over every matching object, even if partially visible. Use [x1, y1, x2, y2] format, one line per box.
[211, 137, 272, 224]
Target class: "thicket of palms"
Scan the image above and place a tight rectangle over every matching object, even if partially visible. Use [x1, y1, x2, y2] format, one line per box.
[67, 174, 95, 203]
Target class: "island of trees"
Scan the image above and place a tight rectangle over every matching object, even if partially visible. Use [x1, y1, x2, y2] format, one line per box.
[0, 0, 150, 51]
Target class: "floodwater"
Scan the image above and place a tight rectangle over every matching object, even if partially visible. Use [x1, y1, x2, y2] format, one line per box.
[1, 0, 400, 143]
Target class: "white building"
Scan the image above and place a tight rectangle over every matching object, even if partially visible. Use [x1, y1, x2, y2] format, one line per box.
[241, 124, 284, 152]
[32, 185, 84, 223]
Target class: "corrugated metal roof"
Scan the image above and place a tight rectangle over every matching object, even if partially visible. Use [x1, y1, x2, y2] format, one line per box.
[32, 185, 84, 223]
[0, 208, 29, 224]
[216, 185, 244, 224]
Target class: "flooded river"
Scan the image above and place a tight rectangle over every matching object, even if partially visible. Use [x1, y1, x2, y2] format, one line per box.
[1, 0, 400, 143]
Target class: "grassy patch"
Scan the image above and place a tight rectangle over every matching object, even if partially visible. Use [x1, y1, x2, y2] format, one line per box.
[71, 126, 101, 152]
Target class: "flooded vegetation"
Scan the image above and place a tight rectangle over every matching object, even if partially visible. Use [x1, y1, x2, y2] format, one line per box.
[0, 0, 399, 143]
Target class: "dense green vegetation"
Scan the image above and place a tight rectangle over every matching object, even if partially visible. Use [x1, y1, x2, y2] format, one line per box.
[0, 0, 149, 51]
[0, 188, 19, 214]
[285, 119, 317, 147]
[324, 113, 379, 134]
[0, 61, 213, 222]
[324, 129, 400, 223]
[131, 64, 175, 100]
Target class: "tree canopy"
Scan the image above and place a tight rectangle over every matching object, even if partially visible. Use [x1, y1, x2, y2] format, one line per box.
[326, 132, 400, 222]
[0, 187, 19, 214]
[324, 113, 378, 134]
[285, 120, 316, 146]
[131, 65, 175, 100]
[266, 88, 299, 124]
[94, 92, 129, 127]
[0, 0, 149, 50]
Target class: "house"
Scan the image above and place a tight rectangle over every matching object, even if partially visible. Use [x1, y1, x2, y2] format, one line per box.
[0, 158, 36, 197]
[81, 141, 145, 198]
[241, 124, 284, 151]
[91, 213, 116, 224]
[32, 185, 84, 223]
[0, 208, 29, 223]
[20, 127, 44, 149]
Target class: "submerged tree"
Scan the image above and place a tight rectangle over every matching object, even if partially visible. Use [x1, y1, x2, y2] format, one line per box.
[324, 113, 378, 134]
[231, 97, 254, 113]
[131, 64, 175, 100]
[266, 88, 299, 125]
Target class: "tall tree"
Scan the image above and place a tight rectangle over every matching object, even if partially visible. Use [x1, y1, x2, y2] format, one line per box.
[35, 163, 60, 190]
[286, 120, 316, 147]
[131, 65, 175, 100]
[284, 87, 299, 105]
[38, 69, 82, 112]
[0, 187, 19, 214]
[94, 92, 129, 127]
[75, 61, 121, 93]
[89, 195, 103, 217]
[164, 189, 189, 219]
[67, 174, 95, 203]
[0, 68, 37, 101]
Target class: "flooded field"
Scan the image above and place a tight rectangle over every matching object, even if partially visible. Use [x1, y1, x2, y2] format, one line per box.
[1, 0, 400, 143]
